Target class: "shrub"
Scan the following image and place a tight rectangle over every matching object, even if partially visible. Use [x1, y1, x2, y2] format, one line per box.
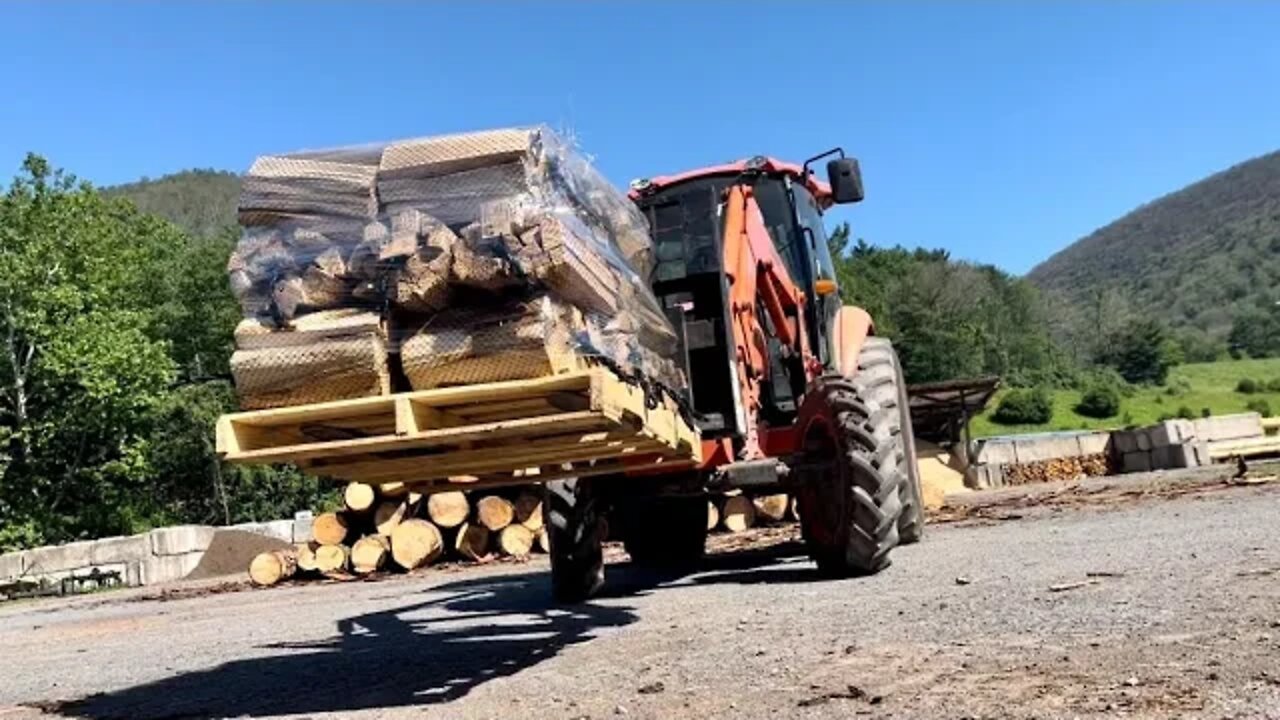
[1175, 405, 1196, 419]
[1236, 378, 1259, 394]
[1267, 378, 1280, 392]
[1200, 407, 1212, 418]
[991, 387, 1054, 425]
[1245, 399, 1273, 417]
[1075, 385, 1121, 419]
[1164, 377, 1192, 396]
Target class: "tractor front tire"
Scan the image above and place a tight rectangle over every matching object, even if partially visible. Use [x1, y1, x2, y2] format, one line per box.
[545, 478, 605, 603]
[794, 373, 902, 575]
[618, 495, 707, 569]
[856, 337, 925, 544]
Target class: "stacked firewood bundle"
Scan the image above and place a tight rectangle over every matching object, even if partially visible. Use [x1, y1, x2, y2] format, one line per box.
[227, 126, 680, 411]
[248, 481, 551, 586]
[1002, 453, 1112, 486]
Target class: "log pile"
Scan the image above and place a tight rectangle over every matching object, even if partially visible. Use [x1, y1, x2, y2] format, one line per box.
[249, 485, 809, 587]
[1002, 453, 1112, 486]
[227, 126, 681, 411]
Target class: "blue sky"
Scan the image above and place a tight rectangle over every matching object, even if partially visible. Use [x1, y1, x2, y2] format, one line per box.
[3, 2, 1278, 274]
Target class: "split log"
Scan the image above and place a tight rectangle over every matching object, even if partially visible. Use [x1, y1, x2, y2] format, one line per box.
[455, 522, 491, 561]
[351, 535, 390, 575]
[497, 524, 536, 558]
[513, 491, 544, 532]
[475, 495, 515, 532]
[536, 527, 550, 553]
[312, 512, 350, 546]
[249, 549, 297, 587]
[721, 495, 756, 533]
[426, 491, 470, 528]
[707, 500, 720, 531]
[314, 544, 350, 573]
[753, 494, 789, 524]
[295, 542, 319, 573]
[390, 519, 444, 570]
[344, 482, 377, 513]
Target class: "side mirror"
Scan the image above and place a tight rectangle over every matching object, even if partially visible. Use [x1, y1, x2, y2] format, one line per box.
[827, 158, 864, 204]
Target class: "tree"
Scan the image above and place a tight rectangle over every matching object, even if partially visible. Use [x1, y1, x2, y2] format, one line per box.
[0, 155, 180, 545]
[1228, 307, 1279, 358]
[1098, 318, 1179, 385]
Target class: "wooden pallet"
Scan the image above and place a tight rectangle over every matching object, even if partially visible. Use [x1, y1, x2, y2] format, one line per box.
[216, 368, 700, 492]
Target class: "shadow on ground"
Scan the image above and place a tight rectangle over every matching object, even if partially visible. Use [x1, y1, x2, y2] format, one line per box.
[46, 541, 813, 719]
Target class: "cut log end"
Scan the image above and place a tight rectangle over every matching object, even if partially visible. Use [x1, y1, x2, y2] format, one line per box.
[249, 549, 298, 587]
[721, 495, 756, 533]
[312, 512, 350, 546]
[295, 542, 319, 573]
[314, 543, 350, 573]
[707, 500, 720, 531]
[426, 490, 470, 529]
[455, 522, 491, 561]
[344, 482, 377, 513]
[351, 535, 390, 575]
[390, 519, 444, 570]
[497, 524, 536, 558]
[374, 499, 411, 537]
[476, 495, 515, 532]
[753, 494, 789, 524]
[513, 491, 544, 532]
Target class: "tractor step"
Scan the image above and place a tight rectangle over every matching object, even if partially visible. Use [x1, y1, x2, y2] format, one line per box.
[216, 368, 701, 494]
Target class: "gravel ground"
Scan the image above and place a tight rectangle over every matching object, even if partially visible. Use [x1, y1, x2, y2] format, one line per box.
[2, 473, 1279, 720]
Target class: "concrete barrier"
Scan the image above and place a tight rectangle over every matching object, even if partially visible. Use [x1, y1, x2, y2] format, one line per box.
[1, 515, 311, 590]
[1193, 413, 1264, 443]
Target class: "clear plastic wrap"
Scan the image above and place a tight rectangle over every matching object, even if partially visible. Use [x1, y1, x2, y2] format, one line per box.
[228, 126, 683, 409]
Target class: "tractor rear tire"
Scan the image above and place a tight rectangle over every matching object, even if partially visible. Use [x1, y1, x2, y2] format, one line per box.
[619, 495, 707, 569]
[856, 337, 925, 544]
[794, 372, 902, 575]
[545, 478, 605, 603]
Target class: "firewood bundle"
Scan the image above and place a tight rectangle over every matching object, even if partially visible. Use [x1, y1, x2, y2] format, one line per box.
[249, 482, 551, 587]
[227, 126, 681, 410]
[1002, 453, 1112, 486]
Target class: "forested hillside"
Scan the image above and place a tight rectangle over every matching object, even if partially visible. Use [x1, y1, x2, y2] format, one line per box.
[105, 169, 241, 237]
[1028, 150, 1280, 357]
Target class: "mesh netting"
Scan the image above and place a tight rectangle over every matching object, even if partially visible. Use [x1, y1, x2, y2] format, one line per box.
[228, 126, 682, 410]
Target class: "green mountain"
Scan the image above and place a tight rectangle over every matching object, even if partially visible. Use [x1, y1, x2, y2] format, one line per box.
[106, 169, 241, 237]
[1028, 150, 1280, 340]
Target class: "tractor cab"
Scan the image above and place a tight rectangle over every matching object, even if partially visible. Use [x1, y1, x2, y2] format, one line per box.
[629, 152, 864, 440]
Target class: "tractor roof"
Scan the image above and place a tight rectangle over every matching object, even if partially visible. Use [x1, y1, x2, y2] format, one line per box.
[629, 156, 834, 208]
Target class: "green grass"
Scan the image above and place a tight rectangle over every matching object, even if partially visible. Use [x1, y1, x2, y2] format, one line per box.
[970, 357, 1280, 438]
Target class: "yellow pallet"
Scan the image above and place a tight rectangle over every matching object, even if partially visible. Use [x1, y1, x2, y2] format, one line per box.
[216, 368, 700, 492]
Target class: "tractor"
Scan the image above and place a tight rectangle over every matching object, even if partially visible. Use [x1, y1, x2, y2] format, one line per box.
[543, 151, 924, 601]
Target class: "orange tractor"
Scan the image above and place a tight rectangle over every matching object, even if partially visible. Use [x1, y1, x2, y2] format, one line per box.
[544, 151, 924, 600]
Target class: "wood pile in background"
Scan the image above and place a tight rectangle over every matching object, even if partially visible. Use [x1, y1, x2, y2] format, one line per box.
[1002, 453, 1112, 486]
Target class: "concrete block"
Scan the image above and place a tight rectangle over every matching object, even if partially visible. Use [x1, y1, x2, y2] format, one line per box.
[1169, 443, 1202, 469]
[1150, 445, 1176, 470]
[964, 463, 1004, 490]
[140, 552, 202, 586]
[229, 520, 294, 543]
[974, 439, 1018, 465]
[1076, 432, 1111, 456]
[149, 525, 215, 556]
[1112, 431, 1140, 455]
[1122, 451, 1152, 474]
[1193, 413, 1264, 443]
[1014, 436, 1082, 464]
[23, 540, 95, 574]
[90, 534, 151, 565]
[1135, 431, 1152, 452]
[293, 511, 314, 544]
[0, 550, 24, 580]
[1149, 420, 1194, 448]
